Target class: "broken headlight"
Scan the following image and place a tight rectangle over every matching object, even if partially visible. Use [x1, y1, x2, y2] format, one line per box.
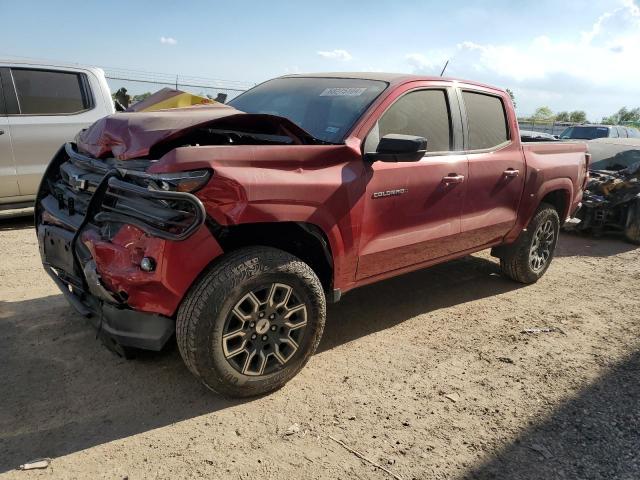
[147, 170, 212, 193]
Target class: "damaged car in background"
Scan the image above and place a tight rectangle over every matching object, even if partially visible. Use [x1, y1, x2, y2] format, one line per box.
[565, 138, 640, 244]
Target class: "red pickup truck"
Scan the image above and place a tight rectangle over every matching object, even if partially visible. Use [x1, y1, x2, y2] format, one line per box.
[36, 73, 588, 397]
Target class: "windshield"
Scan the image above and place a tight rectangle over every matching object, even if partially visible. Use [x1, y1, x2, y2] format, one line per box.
[229, 77, 387, 143]
[559, 126, 610, 140]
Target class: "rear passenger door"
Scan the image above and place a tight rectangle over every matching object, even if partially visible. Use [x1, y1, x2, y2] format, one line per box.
[458, 89, 525, 248]
[356, 85, 468, 279]
[4, 67, 96, 198]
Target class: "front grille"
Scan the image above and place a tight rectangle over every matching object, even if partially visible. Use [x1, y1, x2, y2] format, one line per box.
[95, 177, 205, 240]
[40, 143, 205, 240]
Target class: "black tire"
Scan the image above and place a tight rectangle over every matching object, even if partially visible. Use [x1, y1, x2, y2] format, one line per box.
[499, 203, 560, 284]
[176, 246, 326, 398]
[624, 199, 640, 245]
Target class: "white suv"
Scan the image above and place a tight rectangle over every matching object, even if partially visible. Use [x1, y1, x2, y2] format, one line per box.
[0, 60, 115, 210]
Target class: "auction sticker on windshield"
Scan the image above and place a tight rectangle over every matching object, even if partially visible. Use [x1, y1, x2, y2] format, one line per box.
[320, 87, 367, 96]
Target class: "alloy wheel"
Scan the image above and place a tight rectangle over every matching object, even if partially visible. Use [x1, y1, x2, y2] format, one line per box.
[222, 283, 308, 376]
[529, 219, 555, 272]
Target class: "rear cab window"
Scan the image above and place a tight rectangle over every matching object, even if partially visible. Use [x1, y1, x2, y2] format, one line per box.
[10, 68, 94, 115]
[461, 90, 509, 150]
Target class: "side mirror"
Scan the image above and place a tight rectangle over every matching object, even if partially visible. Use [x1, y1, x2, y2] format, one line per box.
[365, 134, 427, 162]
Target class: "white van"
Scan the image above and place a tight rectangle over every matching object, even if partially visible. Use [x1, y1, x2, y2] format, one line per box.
[0, 60, 115, 210]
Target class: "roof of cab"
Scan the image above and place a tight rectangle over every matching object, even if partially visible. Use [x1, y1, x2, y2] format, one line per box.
[280, 72, 504, 92]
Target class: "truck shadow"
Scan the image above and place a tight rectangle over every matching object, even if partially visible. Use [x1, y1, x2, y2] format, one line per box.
[460, 349, 640, 480]
[0, 295, 246, 473]
[556, 231, 638, 258]
[320, 254, 520, 353]
[0, 215, 34, 231]
[0, 254, 519, 472]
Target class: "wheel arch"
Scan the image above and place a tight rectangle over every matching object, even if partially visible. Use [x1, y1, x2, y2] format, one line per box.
[205, 219, 337, 298]
[539, 188, 571, 225]
[499, 179, 573, 252]
[517, 178, 574, 237]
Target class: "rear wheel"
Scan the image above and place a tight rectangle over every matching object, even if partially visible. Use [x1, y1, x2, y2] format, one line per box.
[176, 246, 326, 397]
[499, 203, 560, 284]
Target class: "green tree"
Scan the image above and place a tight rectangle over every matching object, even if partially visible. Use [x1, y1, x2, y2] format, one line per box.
[618, 107, 640, 122]
[531, 106, 555, 122]
[506, 88, 516, 109]
[602, 107, 640, 125]
[111, 87, 131, 110]
[555, 111, 570, 122]
[132, 92, 152, 103]
[569, 110, 587, 123]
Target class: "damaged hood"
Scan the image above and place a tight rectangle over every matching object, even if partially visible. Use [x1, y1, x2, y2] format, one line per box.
[76, 104, 316, 160]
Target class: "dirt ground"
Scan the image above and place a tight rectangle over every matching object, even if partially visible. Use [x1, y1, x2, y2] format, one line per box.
[1, 215, 639, 480]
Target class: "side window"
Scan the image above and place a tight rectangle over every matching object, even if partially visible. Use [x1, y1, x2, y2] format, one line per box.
[0, 75, 5, 115]
[11, 68, 93, 115]
[629, 128, 640, 138]
[610, 127, 619, 138]
[619, 127, 628, 138]
[376, 89, 452, 153]
[462, 91, 509, 150]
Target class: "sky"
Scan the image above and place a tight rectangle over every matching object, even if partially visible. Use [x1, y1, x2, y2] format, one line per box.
[1, 0, 639, 120]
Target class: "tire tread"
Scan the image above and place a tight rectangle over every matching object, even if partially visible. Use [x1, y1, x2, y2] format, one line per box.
[500, 203, 560, 284]
[176, 246, 325, 397]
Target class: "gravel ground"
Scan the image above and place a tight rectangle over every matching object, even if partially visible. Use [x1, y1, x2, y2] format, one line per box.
[1, 216, 639, 480]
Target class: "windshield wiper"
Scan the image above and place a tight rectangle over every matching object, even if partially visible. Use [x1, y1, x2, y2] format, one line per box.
[208, 128, 338, 146]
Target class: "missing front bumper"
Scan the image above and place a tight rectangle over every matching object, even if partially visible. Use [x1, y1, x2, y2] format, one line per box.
[39, 223, 174, 351]
[44, 264, 174, 351]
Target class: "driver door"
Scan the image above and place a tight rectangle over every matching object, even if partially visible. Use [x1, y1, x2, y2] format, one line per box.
[356, 86, 468, 280]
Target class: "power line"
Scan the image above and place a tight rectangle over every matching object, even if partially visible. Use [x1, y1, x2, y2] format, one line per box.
[104, 75, 248, 92]
[0, 53, 254, 91]
[102, 67, 253, 89]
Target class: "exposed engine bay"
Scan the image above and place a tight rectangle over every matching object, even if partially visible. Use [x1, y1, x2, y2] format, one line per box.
[565, 161, 640, 244]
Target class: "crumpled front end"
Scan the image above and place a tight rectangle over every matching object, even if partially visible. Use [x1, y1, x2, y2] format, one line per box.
[35, 143, 223, 352]
[565, 161, 640, 241]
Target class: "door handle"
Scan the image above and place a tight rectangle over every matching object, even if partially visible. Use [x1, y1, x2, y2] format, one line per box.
[503, 168, 519, 177]
[442, 174, 465, 184]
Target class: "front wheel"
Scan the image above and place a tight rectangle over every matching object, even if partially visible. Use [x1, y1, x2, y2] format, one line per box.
[176, 246, 326, 398]
[499, 203, 560, 284]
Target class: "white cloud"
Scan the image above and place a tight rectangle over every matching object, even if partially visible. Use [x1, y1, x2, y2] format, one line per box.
[405, 53, 432, 71]
[317, 49, 352, 61]
[404, 51, 450, 75]
[160, 36, 177, 45]
[451, 0, 640, 117]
